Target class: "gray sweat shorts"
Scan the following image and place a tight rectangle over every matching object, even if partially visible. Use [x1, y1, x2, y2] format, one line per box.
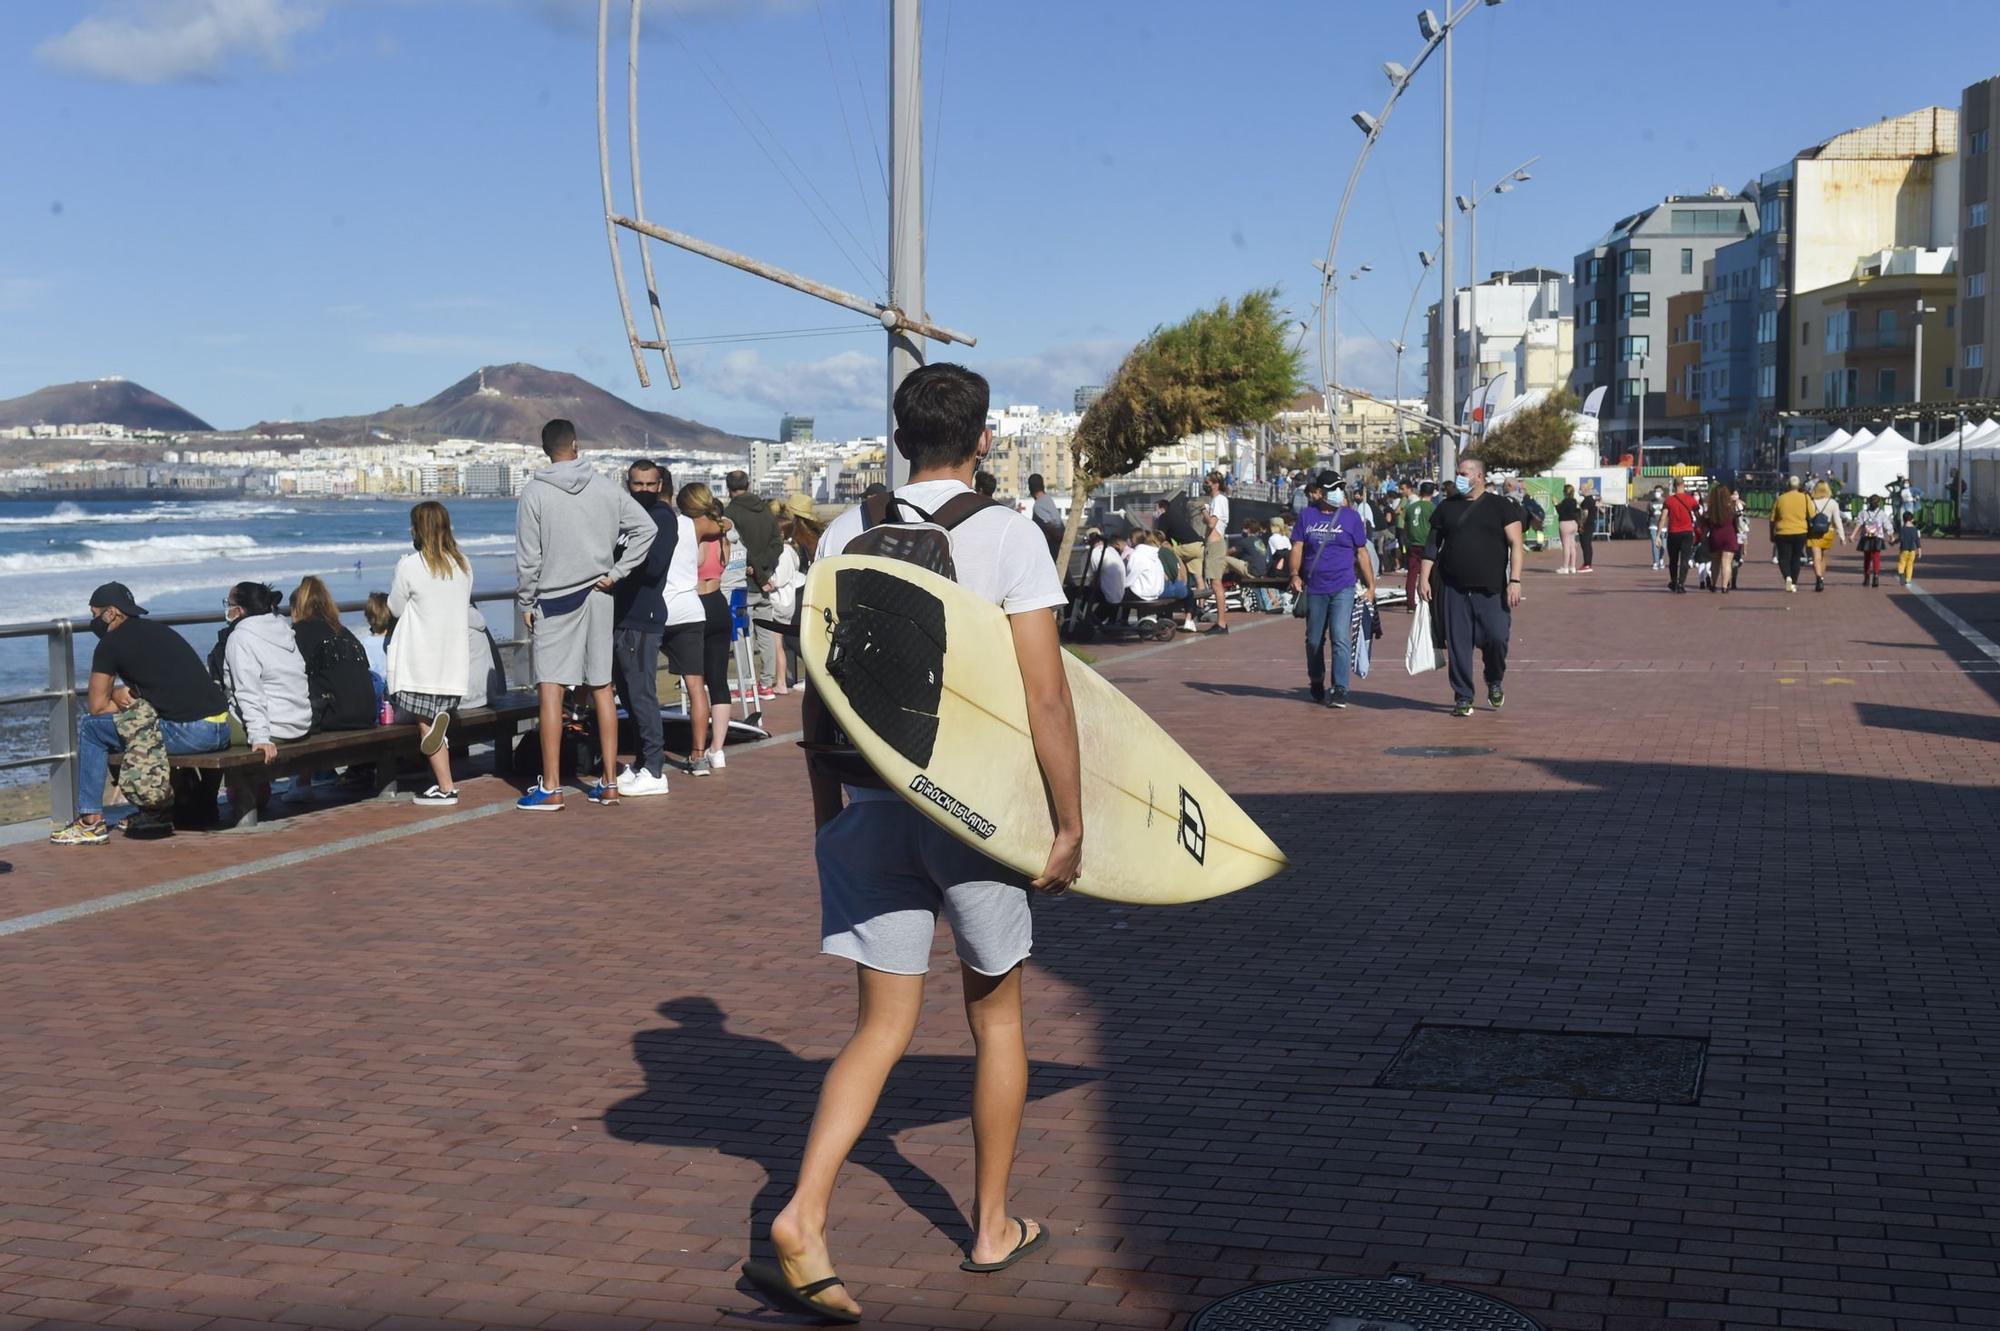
[531, 590, 614, 687]
[817, 797, 1033, 976]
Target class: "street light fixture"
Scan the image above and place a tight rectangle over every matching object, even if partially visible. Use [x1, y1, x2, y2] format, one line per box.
[1913, 297, 1938, 447]
[1319, 261, 1372, 474]
[1450, 153, 1539, 432]
[1393, 249, 1439, 454]
[1314, 0, 1507, 481]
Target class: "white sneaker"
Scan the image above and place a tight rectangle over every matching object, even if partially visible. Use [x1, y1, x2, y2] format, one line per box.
[617, 767, 669, 797]
[1786, 578, 1796, 593]
[709, 749, 727, 770]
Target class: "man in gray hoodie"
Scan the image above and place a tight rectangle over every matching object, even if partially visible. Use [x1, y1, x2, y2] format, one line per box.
[514, 419, 656, 811]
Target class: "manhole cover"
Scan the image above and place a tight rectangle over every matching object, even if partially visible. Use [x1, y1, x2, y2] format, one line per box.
[1382, 745, 1494, 758]
[1190, 1275, 1542, 1331]
[1377, 1025, 1707, 1104]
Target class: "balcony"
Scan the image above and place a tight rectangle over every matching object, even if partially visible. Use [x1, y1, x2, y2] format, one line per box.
[1827, 329, 1913, 354]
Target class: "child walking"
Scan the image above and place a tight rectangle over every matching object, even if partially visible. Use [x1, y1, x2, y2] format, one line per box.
[1895, 510, 1923, 585]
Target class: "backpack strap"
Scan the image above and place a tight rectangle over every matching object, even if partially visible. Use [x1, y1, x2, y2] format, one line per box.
[859, 492, 897, 531]
[930, 492, 1001, 530]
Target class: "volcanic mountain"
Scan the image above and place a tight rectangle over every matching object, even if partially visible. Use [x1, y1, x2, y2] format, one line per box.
[258, 364, 752, 454]
[0, 378, 213, 432]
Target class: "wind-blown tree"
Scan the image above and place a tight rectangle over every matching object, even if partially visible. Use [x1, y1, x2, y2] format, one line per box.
[1472, 388, 1583, 476]
[1057, 288, 1304, 573]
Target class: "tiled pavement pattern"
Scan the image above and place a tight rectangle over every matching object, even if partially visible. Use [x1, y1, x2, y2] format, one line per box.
[3, 535, 2000, 1331]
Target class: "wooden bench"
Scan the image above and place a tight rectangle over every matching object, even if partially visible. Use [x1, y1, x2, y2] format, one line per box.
[117, 691, 540, 829]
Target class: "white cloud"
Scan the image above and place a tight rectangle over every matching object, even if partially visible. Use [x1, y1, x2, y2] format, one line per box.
[37, 0, 324, 85]
[967, 339, 1129, 414]
[1332, 332, 1407, 399]
[692, 347, 882, 417]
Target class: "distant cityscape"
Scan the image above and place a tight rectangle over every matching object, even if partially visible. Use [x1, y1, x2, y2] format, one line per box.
[0, 389, 1429, 509]
[11, 76, 1989, 509]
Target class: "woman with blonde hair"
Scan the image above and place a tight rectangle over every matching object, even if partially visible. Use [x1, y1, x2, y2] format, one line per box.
[387, 500, 472, 804]
[677, 482, 734, 773]
[1805, 480, 1846, 593]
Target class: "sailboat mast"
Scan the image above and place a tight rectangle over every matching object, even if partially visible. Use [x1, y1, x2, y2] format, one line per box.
[886, 0, 924, 488]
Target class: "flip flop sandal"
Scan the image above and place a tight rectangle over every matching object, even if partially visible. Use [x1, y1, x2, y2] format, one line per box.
[960, 1217, 1049, 1273]
[741, 1260, 860, 1325]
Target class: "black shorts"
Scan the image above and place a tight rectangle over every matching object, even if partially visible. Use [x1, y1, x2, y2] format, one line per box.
[662, 622, 705, 676]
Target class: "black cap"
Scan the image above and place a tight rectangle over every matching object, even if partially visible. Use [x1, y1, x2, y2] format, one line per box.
[1306, 469, 1339, 492]
[89, 581, 146, 617]
[861, 482, 891, 499]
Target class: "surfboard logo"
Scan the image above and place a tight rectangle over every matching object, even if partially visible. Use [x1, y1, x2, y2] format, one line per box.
[908, 774, 998, 841]
[1177, 788, 1206, 864]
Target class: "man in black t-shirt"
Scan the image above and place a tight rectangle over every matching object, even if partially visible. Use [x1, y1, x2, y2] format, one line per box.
[1419, 458, 1525, 717]
[53, 582, 232, 845]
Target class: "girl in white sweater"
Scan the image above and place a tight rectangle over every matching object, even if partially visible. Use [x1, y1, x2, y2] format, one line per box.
[388, 501, 473, 805]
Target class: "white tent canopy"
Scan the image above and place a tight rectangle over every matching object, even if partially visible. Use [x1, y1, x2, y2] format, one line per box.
[1826, 427, 1912, 497]
[1787, 429, 1849, 473]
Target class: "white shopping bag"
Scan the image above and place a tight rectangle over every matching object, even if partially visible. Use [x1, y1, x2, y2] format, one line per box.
[1405, 597, 1441, 675]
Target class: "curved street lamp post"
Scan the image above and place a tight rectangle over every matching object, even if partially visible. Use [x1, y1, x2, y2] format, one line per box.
[1317, 0, 1506, 488]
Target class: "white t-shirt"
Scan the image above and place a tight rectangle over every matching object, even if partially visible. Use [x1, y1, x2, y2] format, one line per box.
[819, 479, 1068, 616]
[662, 513, 704, 626]
[1207, 493, 1231, 536]
[1126, 543, 1166, 600]
[1267, 530, 1293, 562]
[1099, 546, 1128, 603]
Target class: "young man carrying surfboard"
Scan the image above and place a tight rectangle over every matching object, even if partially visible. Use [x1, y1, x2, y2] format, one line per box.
[746, 363, 1083, 1324]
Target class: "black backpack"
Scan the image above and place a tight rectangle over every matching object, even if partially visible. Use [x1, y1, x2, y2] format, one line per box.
[802, 490, 999, 789]
[306, 626, 379, 731]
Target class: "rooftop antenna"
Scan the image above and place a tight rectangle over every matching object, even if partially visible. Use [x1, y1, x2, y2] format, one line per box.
[597, 0, 974, 487]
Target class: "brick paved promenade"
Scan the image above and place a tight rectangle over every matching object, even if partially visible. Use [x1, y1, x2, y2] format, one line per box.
[4, 534, 2000, 1331]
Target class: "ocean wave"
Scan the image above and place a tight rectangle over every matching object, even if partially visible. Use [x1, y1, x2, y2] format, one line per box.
[0, 500, 304, 527]
[0, 547, 516, 627]
[0, 532, 512, 575]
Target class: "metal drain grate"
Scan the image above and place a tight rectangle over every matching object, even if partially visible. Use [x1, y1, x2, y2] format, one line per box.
[1190, 1275, 1543, 1331]
[1378, 1024, 1707, 1105]
[1381, 745, 1494, 758]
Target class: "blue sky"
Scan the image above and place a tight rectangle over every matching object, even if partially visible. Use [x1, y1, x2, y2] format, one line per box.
[3, 0, 1996, 440]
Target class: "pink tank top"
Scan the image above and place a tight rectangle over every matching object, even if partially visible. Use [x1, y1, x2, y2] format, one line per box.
[698, 538, 723, 582]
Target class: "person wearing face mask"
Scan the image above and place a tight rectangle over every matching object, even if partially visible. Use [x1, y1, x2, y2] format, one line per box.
[217, 580, 316, 815]
[388, 500, 474, 805]
[52, 582, 231, 845]
[1286, 471, 1377, 708]
[610, 460, 679, 797]
[1417, 457, 1525, 717]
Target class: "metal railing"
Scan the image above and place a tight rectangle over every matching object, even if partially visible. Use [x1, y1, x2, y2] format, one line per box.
[1, 591, 521, 825]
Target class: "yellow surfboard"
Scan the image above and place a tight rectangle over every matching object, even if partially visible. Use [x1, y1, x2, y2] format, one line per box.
[800, 555, 1288, 905]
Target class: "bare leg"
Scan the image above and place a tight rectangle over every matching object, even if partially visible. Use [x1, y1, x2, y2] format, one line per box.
[590, 683, 620, 784]
[536, 682, 565, 791]
[961, 963, 1040, 1266]
[419, 722, 453, 792]
[768, 966, 925, 1319]
[684, 674, 709, 760]
[1717, 551, 1735, 593]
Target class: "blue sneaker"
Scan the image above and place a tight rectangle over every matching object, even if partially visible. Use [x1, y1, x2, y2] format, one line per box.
[515, 782, 565, 812]
[586, 780, 620, 806]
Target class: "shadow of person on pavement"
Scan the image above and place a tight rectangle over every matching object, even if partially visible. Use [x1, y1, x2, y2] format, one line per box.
[602, 996, 1099, 1262]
